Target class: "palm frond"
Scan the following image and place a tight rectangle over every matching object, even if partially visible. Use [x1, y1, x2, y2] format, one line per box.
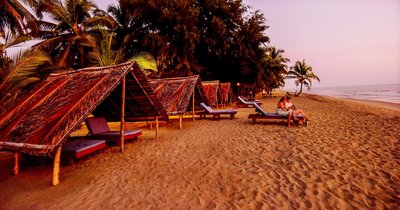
[130, 52, 158, 75]
[0, 49, 50, 89]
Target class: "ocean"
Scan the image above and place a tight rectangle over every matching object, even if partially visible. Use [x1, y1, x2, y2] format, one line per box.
[286, 84, 400, 104]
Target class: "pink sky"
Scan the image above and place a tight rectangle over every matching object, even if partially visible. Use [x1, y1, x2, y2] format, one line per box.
[14, 0, 398, 88]
[244, 0, 400, 87]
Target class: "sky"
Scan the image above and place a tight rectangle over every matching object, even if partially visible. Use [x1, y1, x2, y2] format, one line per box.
[243, 0, 400, 88]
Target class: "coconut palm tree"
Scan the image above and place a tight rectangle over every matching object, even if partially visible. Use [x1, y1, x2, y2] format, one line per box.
[286, 59, 320, 96]
[0, 0, 41, 36]
[87, 5, 158, 75]
[88, 27, 157, 75]
[35, 0, 111, 69]
[261, 47, 290, 94]
[0, 49, 52, 111]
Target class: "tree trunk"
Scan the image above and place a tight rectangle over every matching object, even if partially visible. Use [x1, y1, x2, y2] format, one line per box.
[296, 83, 303, 96]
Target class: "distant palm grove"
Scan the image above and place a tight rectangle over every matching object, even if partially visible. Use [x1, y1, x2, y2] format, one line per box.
[0, 0, 319, 109]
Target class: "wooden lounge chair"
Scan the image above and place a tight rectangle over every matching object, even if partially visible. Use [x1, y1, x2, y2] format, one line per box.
[85, 117, 142, 142]
[198, 103, 237, 120]
[62, 138, 106, 164]
[248, 103, 303, 126]
[237, 96, 262, 108]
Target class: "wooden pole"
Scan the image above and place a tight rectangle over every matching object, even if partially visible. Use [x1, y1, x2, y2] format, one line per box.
[52, 146, 62, 186]
[192, 89, 195, 121]
[155, 116, 159, 139]
[120, 76, 126, 153]
[13, 153, 20, 175]
[179, 115, 183, 130]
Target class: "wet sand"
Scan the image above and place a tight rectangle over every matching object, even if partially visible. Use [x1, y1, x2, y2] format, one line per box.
[1, 94, 399, 209]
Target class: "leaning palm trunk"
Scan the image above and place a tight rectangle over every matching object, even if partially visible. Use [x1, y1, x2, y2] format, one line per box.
[296, 83, 303, 96]
[286, 59, 320, 96]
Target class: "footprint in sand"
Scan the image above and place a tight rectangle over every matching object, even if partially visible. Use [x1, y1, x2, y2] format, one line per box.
[267, 170, 281, 180]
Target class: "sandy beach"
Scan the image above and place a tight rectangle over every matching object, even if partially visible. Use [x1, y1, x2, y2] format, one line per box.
[1, 94, 399, 209]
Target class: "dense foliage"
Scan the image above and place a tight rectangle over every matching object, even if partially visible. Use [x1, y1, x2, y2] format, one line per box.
[120, 0, 270, 83]
[1, 0, 313, 110]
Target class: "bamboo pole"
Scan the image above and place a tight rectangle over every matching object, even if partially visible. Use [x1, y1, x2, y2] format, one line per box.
[0, 142, 52, 150]
[13, 153, 20, 175]
[192, 89, 195, 121]
[52, 146, 61, 186]
[155, 116, 159, 139]
[179, 115, 183, 130]
[120, 76, 126, 153]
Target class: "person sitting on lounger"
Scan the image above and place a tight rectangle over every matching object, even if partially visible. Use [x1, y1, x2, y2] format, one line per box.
[284, 95, 296, 110]
[276, 96, 294, 120]
[283, 96, 310, 125]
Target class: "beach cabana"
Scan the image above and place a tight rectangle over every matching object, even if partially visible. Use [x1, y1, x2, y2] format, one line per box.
[202, 80, 222, 108]
[219, 82, 233, 106]
[0, 62, 163, 185]
[149, 75, 208, 129]
[92, 65, 167, 138]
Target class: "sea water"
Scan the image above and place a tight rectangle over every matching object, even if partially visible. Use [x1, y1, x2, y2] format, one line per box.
[291, 84, 400, 104]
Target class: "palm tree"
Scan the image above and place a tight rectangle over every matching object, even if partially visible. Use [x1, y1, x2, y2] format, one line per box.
[0, 0, 41, 36]
[88, 27, 157, 75]
[86, 5, 158, 75]
[0, 49, 52, 110]
[35, 0, 110, 69]
[286, 59, 320, 96]
[261, 47, 290, 94]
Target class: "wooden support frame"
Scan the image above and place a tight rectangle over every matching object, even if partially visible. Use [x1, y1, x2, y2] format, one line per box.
[179, 114, 183, 130]
[13, 153, 20, 175]
[155, 116, 159, 139]
[52, 146, 62, 186]
[192, 89, 195, 122]
[120, 76, 126, 153]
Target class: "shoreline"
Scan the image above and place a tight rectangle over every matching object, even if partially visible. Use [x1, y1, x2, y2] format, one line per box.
[308, 94, 400, 112]
[274, 90, 400, 112]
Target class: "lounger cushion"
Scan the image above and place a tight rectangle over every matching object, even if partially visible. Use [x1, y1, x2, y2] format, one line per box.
[238, 96, 262, 105]
[85, 117, 110, 134]
[200, 103, 237, 114]
[90, 130, 142, 142]
[62, 139, 106, 159]
[210, 110, 237, 114]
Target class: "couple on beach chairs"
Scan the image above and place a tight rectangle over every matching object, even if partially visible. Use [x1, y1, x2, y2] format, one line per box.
[276, 96, 310, 127]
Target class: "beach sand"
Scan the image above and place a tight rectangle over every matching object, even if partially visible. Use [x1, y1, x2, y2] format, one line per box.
[1, 94, 399, 209]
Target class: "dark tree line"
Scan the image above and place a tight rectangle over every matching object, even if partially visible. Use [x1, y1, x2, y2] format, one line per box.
[2, 0, 317, 109]
[120, 0, 271, 84]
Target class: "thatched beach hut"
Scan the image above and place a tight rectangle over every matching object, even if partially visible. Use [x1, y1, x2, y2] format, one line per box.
[149, 75, 208, 129]
[219, 82, 233, 106]
[0, 62, 165, 185]
[202, 80, 222, 108]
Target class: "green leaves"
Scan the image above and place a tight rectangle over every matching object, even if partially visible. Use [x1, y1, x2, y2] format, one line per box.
[286, 59, 320, 96]
[0, 49, 52, 107]
[1, 49, 50, 89]
[35, 0, 99, 69]
[130, 52, 158, 76]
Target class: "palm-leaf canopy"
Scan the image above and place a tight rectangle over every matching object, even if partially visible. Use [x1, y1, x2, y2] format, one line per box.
[0, 62, 165, 156]
[202, 80, 222, 106]
[149, 76, 208, 115]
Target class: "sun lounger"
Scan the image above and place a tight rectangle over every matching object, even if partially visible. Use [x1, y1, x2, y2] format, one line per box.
[85, 117, 142, 142]
[62, 139, 106, 164]
[248, 103, 303, 126]
[198, 103, 237, 120]
[237, 96, 262, 108]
